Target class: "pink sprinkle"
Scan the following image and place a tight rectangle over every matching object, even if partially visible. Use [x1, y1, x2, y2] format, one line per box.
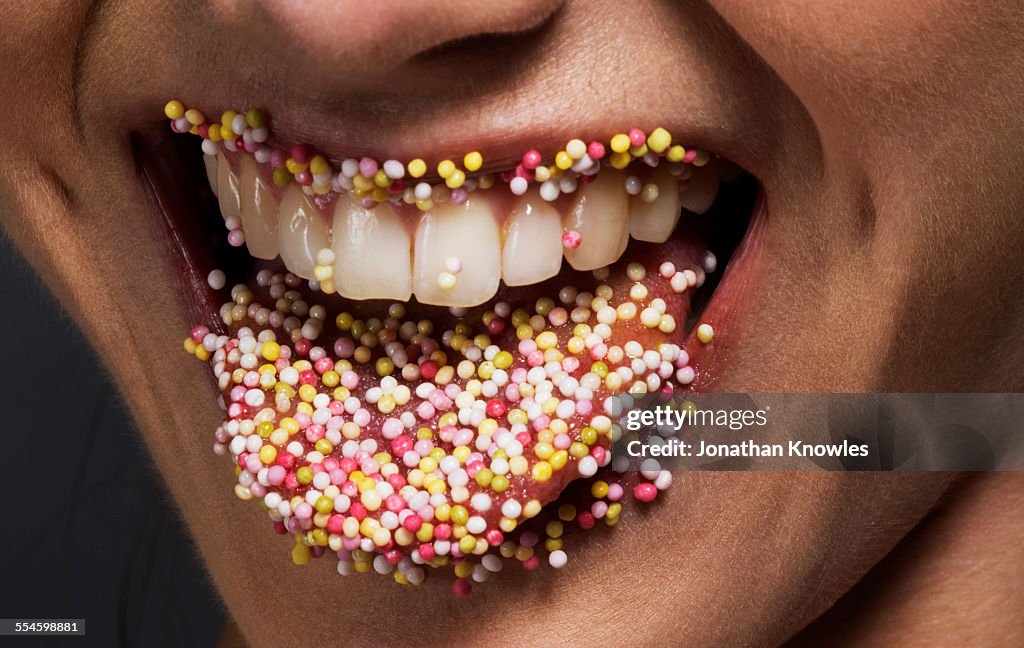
[521, 149, 542, 170]
[629, 128, 646, 147]
[334, 338, 355, 359]
[270, 149, 287, 169]
[522, 556, 540, 571]
[450, 188, 468, 205]
[381, 418, 403, 439]
[587, 141, 606, 159]
[548, 307, 568, 327]
[227, 229, 245, 247]
[577, 511, 595, 530]
[294, 170, 312, 186]
[290, 145, 312, 164]
[190, 325, 209, 343]
[562, 230, 582, 249]
[452, 579, 472, 597]
[683, 149, 698, 164]
[358, 157, 378, 178]
[634, 482, 658, 503]
[591, 501, 608, 518]
[607, 482, 624, 501]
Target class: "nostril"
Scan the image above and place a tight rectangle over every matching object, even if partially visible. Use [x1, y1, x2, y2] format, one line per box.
[411, 20, 555, 66]
[218, 0, 565, 78]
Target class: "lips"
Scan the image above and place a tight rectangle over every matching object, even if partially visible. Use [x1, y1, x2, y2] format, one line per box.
[136, 103, 765, 595]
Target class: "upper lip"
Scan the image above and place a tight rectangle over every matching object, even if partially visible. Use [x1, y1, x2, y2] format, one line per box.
[157, 96, 769, 185]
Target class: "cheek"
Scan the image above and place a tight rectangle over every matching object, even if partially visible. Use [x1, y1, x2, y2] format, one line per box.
[708, 0, 1011, 130]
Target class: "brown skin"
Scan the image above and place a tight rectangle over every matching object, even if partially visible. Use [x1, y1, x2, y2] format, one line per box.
[1, 1, 1022, 646]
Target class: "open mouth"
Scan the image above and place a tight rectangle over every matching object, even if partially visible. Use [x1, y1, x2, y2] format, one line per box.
[134, 101, 766, 595]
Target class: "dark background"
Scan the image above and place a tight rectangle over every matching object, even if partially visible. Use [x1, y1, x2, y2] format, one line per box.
[0, 236, 225, 647]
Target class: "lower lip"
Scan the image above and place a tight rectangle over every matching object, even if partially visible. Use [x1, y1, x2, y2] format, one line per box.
[136, 130, 767, 597]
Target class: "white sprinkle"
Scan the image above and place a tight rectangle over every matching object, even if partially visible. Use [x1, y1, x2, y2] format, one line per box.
[624, 176, 642, 195]
[548, 550, 568, 569]
[539, 180, 560, 201]
[383, 159, 405, 179]
[509, 176, 529, 195]
[207, 269, 226, 290]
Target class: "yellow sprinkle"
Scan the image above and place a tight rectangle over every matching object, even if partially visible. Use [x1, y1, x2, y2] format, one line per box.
[184, 108, 205, 126]
[696, 323, 715, 344]
[437, 159, 456, 178]
[555, 151, 573, 170]
[647, 127, 672, 154]
[535, 331, 558, 350]
[463, 151, 483, 172]
[285, 158, 308, 175]
[667, 144, 686, 162]
[291, 541, 311, 566]
[310, 155, 330, 176]
[610, 133, 631, 153]
[609, 151, 631, 169]
[245, 108, 266, 129]
[437, 272, 457, 290]
[532, 461, 552, 482]
[164, 100, 185, 121]
[408, 159, 427, 178]
[445, 169, 465, 189]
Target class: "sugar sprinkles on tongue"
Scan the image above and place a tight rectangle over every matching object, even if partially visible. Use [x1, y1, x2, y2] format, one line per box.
[185, 254, 716, 596]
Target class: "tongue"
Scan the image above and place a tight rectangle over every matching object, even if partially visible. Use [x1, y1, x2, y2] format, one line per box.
[188, 225, 714, 590]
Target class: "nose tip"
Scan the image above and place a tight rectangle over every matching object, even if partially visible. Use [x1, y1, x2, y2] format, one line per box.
[218, 0, 563, 78]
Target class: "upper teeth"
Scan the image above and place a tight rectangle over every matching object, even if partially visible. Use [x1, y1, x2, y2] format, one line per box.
[208, 153, 721, 306]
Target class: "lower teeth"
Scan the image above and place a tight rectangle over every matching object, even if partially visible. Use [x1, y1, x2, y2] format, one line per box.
[185, 256, 715, 596]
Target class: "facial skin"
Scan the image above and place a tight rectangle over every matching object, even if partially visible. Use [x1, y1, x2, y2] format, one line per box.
[1, 1, 1022, 646]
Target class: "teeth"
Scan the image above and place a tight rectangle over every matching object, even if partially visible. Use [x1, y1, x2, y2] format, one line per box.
[277, 186, 331, 280]
[628, 166, 682, 243]
[501, 192, 563, 286]
[562, 169, 630, 271]
[204, 155, 219, 197]
[413, 199, 501, 307]
[679, 159, 720, 215]
[216, 154, 241, 222]
[331, 195, 412, 301]
[238, 156, 280, 260]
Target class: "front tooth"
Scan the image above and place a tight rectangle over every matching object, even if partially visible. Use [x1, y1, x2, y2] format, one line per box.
[680, 159, 720, 215]
[277, 186, 330, 280]
[629, 166, 682, 243]
[204, 155, 219, 197]
[502, 192, 563, 286]
[332, 195, 412, 301]
[216, 154, 240, 222]
[413, 199, 501, 307]
[562, 169, 630, 270]
[239, 156, 279, 260]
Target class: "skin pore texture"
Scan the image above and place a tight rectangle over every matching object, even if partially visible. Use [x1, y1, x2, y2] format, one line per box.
[1, 0, 1022, 645]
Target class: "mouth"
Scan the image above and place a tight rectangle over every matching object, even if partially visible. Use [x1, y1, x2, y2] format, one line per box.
[134, 101, 766, 595]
